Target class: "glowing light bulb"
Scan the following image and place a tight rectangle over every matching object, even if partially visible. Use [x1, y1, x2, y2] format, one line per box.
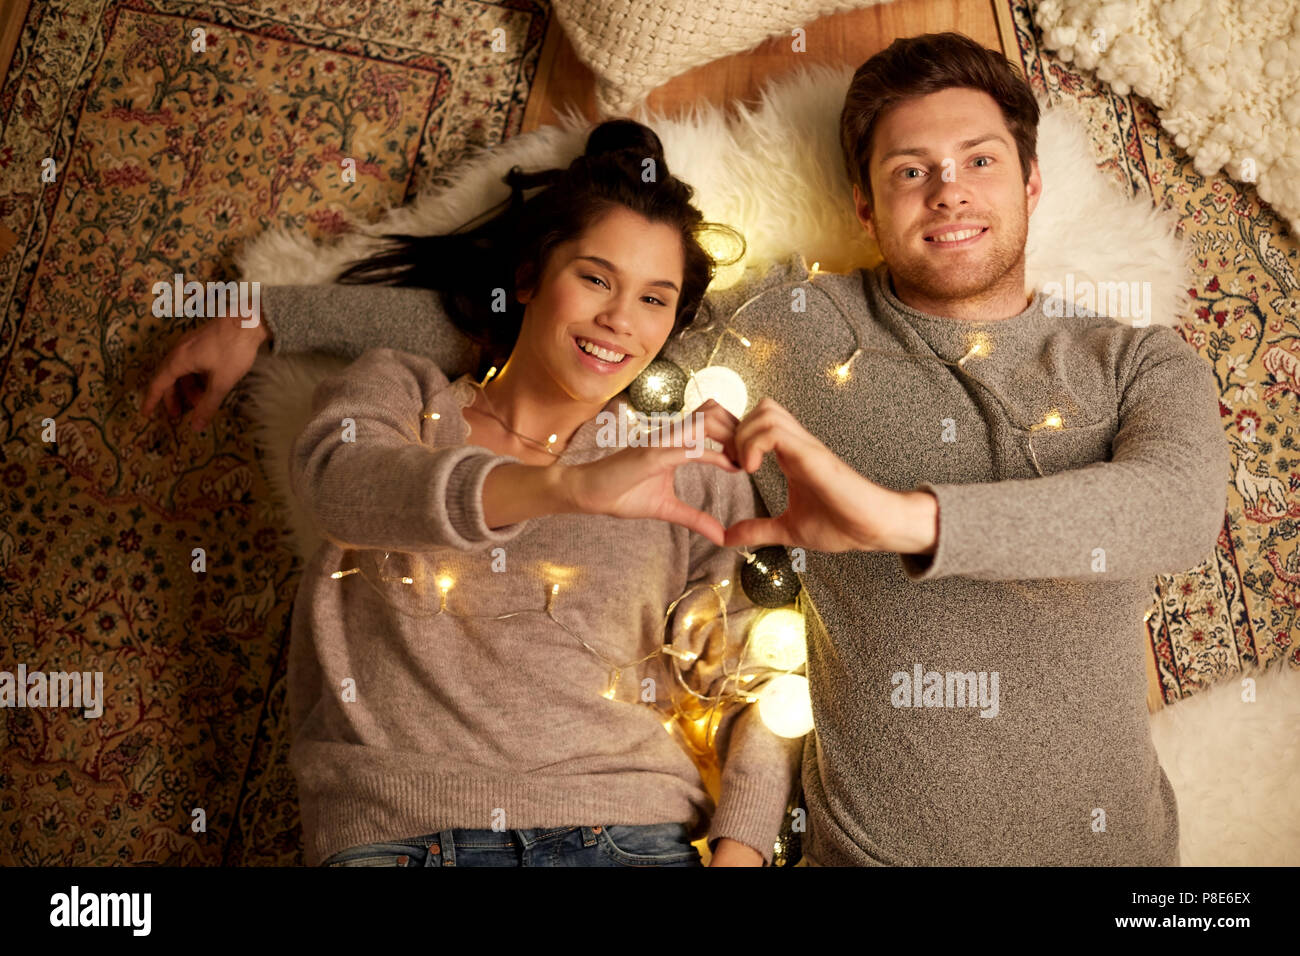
[437, 576, 453, 592]
[747, 608, 807, 671]
[756, 674, 814, 738]
[1030, 409, 1064, 431]
[682, 366, 748, 418]
[958, 333, 991, 366]
[831, 348, 861, 383]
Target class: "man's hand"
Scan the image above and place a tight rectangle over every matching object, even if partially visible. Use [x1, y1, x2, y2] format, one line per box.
[141, 310, 269, 432]
[719, 397, 939, 555]
[708, 838, 765, 867]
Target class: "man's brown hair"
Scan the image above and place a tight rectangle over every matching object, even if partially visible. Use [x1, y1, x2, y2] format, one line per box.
[840, 32, 1040, 210]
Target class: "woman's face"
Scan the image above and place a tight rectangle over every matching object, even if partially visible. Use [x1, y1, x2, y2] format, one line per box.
[514, 205, 684, 406]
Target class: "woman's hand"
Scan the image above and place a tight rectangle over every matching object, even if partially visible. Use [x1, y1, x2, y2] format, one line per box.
[708, 838, 765, 866]
[141, 310, 270, 431]
[565, 399, 743, 546]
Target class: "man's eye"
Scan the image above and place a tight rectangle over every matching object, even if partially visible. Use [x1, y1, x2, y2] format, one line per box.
[901, 168, 923, 179]
[973, 156, 993, 167]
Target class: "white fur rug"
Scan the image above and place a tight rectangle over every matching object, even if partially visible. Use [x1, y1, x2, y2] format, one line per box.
[1150, 662, 1300, 865]
[1034, 0, 1300, 238]
[235, 64, 1298, 865]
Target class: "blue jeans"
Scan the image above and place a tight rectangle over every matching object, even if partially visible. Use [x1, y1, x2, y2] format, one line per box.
[320, 823, 703, 867]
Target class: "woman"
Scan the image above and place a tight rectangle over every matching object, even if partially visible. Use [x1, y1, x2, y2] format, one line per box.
[155, 120, 803, 867]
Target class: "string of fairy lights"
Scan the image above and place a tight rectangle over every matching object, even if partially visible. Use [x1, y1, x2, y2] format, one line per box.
[325, 258, 1093, 752]
[668, 257, 1104, 478]
[329, 549, 811, 748]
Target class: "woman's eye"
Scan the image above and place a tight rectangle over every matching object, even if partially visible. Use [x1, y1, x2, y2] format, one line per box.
[582, 274, 609, 289]
[644, 296, 666, 307]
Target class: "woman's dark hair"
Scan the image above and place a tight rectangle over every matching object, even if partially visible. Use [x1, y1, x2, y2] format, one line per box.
[334, 119, 744, 371]
[840, 32, 1040, 211]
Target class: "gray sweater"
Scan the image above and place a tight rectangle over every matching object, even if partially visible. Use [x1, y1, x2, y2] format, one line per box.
[285, 349, 803, 866]
[264, 253, 1228, 865]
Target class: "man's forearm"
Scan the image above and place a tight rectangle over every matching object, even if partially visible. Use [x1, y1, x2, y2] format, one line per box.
[259, 284, 480, 374]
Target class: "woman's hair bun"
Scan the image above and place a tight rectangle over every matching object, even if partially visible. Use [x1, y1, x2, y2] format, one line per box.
[583, 119, 665, 165]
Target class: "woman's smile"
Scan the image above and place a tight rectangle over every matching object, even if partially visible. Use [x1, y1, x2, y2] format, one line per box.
[571, 333, 632, 373]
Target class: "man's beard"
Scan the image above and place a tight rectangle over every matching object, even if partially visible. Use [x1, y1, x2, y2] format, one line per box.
[881, 211, 1028, 304]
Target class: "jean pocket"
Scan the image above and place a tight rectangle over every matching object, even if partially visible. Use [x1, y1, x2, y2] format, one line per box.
[322, 841, 423, 867]
[596, 823, 700, 866]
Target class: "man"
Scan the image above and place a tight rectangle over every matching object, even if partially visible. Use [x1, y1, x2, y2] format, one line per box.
[145, 32, 1228, 864]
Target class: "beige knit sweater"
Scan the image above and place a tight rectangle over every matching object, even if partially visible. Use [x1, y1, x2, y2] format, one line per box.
[285, 348, 803, 866]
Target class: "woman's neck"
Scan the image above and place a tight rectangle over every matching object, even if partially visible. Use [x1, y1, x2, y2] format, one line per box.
[475, 361, 609, 457]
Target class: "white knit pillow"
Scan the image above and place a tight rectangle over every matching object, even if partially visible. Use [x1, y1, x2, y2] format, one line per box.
[1034, 0, 1300, 237]
[553, 0, 888, 115]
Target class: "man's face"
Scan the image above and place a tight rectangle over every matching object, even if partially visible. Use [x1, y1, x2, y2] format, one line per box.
[853, 87, 1041, 309]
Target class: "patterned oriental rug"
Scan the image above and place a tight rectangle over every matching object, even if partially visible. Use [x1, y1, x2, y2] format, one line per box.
[0, 0, 550, 865]
[0, 0, 1294, 865]
[1005, 0, 1298, 697]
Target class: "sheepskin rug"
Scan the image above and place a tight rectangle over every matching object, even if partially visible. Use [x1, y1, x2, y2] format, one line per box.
[235, 64, 1297, 865]
[1035, 0, 1300, 238]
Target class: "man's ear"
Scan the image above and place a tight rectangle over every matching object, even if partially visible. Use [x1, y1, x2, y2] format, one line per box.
[852, 184, 876, 241]
[1024, 156, 1043, 220]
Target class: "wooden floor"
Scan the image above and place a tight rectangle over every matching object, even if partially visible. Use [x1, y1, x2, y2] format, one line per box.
[521, 0, 1014, 132]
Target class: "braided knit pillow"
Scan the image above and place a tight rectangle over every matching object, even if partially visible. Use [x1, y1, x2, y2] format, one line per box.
[553, 0, 888, 115]
[1034, 0, 1300, 237]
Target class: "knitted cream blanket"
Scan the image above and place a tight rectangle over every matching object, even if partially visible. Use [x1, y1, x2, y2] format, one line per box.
[1034, 0, 1300, 237]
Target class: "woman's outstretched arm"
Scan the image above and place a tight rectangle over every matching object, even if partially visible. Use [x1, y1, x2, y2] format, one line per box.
[290, 347, 528, 551]
[291, 347, 745, 549]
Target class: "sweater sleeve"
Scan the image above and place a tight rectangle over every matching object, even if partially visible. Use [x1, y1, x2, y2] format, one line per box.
[899, 325, 1230, 582]
[669, 467, 803, 864]
[260, 284, 481, 377]
[289, 347, 528, 551]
